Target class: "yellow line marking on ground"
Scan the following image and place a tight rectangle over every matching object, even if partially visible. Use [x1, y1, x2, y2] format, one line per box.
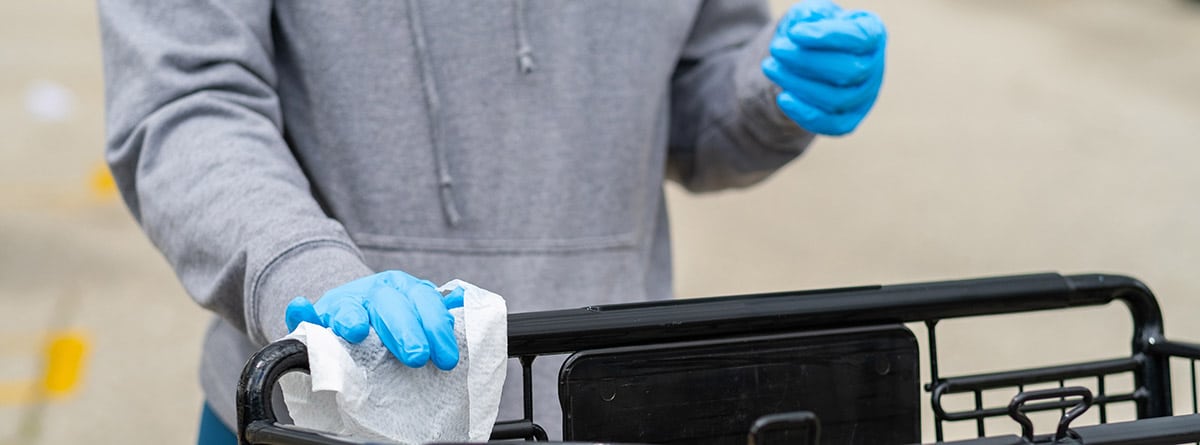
[0, 330, 89, 405]
[88, 162, 117, 200]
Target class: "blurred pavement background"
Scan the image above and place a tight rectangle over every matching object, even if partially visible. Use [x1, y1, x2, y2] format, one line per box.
[1, 0, 1198, 443]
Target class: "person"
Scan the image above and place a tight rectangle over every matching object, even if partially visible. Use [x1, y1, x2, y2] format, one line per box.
[98, 0, 885, 443]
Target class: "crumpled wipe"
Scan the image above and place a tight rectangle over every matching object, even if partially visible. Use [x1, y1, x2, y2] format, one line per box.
[279, 280, 507, 444]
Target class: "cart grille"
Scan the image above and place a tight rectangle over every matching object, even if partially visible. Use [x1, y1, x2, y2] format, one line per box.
[925, 318, 1200, 443]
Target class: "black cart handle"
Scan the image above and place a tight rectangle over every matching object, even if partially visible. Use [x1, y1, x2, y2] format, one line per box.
[237, 338, 302, 444]
[238, 339, 307, 429]
[507, 273, 1162, 357]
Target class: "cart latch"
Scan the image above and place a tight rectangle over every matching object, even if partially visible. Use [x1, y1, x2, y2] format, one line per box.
[747, 411, 821, 445]
[1008, 386, 1094, 444]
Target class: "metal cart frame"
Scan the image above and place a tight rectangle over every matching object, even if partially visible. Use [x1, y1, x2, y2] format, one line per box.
[237, 273, 1200, 444]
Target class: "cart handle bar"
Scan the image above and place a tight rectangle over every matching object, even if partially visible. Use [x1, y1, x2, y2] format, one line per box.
[507, 273, 1162, 357]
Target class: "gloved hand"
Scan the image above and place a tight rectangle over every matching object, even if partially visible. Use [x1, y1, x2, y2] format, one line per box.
[762, 0, 886, 136]
[285, 270, 466, 370]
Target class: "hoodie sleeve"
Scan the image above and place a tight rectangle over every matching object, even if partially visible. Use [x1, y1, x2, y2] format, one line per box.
[667, 0, 816, 192]
[98, 0, 373, 345]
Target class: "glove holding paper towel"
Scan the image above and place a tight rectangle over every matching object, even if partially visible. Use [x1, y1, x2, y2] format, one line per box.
[285, 270, 465, 370]
[280, 280, 507, 443]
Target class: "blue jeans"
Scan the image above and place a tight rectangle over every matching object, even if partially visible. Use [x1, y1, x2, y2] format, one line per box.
[198, 402, 237, 445]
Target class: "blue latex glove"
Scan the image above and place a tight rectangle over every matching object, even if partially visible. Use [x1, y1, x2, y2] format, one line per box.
[762, 0, 887, 136]
[284, 270, 466, 370]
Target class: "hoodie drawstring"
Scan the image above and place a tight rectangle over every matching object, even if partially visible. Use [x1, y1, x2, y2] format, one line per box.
[514, 0, 535, 74]
[406, 0, 461, 226]
[404, 0, 534, 226]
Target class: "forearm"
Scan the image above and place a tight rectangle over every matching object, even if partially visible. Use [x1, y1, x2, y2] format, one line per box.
[114, 85, 373, 344]
[100, 0, 373, 345]
[668, 1, 815, 192]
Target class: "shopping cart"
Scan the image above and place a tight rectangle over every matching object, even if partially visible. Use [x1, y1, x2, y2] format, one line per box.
[237, 273, 1200, 444]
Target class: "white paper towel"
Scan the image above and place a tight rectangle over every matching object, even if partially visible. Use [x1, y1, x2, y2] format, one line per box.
[280, 280, 507, 444]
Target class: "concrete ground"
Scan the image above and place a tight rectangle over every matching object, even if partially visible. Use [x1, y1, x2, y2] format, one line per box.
[1, 1, 1199, 443]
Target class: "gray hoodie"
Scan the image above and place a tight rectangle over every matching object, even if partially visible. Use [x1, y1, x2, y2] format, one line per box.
[99, 0, 813, 435]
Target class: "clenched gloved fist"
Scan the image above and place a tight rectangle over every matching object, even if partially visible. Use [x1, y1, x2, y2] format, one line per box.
[762, 0, 886, 136]
[285, 270, 466, 370]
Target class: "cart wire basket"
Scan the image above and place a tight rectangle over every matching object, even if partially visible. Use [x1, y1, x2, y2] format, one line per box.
[237, 273, 1200, 444]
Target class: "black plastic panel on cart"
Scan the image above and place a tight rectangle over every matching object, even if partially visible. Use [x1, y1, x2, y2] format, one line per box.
[559, 324, 919, 444]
